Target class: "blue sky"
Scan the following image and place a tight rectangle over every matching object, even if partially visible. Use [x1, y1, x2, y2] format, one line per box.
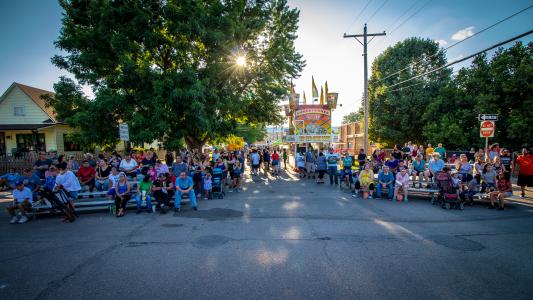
[1, 0, 532, 125]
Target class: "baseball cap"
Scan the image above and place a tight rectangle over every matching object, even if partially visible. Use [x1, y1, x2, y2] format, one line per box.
[15, 180, 24, 186]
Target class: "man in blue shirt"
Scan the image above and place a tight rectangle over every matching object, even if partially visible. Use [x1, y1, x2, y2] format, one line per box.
[174, 171, 198, 212]
[326, 149, 339, 185]
[7, 180, 33, 224]
[428, 152, 445, 187]
[21, 168, 41, 201]
[376, 166, 395, 199]
[0, 167, 20, 190]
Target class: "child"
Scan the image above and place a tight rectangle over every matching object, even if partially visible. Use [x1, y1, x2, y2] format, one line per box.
[135, 175, 153, 213]
[231, 161, 242, 192]
[203, 171, 212, 200]
[462, 174, 481, 206]
[147, 165, 157, 182]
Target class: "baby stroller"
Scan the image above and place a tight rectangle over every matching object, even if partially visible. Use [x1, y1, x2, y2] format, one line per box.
[211, 167, 225, 199]
[435, 171, 463, 210]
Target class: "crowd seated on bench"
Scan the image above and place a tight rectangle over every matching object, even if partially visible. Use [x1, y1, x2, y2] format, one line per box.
[3, 148, 248, 223]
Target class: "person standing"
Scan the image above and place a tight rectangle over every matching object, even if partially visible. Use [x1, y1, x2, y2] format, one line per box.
[282, 149, 288, 169]
[305, 149, 316, 179]
[426, 144, 435, 158]
[271, 150, 280, 176]
[326, 149, 339, 185]
[316, 152, 328, 184]
[250, 150, 260, 176]
[434, 143, 446, 160]
[357, 148, 367, 171]
[165, 151, 174, 167]
[515, 148, 532, 198]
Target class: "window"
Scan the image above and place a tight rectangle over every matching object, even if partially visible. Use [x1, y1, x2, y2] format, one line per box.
[14, 106, 25, 116]
[64, 134, 81, 151]
[16, 134, 45, 152]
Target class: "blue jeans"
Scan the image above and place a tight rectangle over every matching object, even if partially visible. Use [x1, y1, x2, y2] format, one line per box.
[175, 189, 197, 208]
[328, 166, 338, 184]
[95, 179, 109, 191]
[135, 194, 152, 209]
[376, 183, 393, 199]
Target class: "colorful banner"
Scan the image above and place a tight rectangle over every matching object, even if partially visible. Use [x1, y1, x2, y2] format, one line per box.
[293, 104, 331, 135]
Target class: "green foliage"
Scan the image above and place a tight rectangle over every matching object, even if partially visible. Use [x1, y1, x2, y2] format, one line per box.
[49, 0, 304, 150]
[342, 112, 361, 124]
[423, 42, 532, 150]
[369, 37, 532, 150]
[368, 37, 450, 147]
[235, 123, 266, 144]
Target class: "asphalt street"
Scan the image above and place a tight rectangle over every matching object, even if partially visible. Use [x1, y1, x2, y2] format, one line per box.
[1, 168, 533, 300]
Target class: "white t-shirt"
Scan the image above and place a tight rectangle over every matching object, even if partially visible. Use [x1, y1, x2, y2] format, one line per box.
[120, 159, 138, 170]
[109, 173, 121, 187]
[296, 154, 305, 168]
[13, 187, 33, 204]
[56, 171, 81, 192]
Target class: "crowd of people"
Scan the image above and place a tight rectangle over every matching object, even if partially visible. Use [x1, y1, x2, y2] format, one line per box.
[1, 142, 531, 224]
[1, 148, 248, 224]
[292, 143, 532, 210]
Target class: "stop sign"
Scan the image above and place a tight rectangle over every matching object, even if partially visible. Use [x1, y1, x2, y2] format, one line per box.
[480, 121, 495, 138]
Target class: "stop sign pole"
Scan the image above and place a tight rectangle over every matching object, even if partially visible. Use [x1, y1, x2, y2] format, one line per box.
[480, 120, 496, 160]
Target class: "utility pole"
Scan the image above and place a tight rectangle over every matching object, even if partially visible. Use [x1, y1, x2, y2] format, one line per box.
[344, 24, 385, 155]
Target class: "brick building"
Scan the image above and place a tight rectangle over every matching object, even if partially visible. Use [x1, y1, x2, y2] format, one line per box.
[338, 122, 364, 155]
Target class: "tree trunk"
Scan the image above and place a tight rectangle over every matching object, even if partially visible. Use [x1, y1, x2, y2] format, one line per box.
[185, 135, 207, 153]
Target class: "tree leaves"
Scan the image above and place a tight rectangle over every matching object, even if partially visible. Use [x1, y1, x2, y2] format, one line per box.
[51, 0, 304, 150]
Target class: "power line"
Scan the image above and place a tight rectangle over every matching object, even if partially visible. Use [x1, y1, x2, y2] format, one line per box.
[345, 0, 374, 32]
[383, 0, 421, 34]
[383, 29, 533, 90]
[377, 4, 533, 83]
[370, 0, 430, 49]
[366, 0, 390, 23]
[388, 0, 432, 36]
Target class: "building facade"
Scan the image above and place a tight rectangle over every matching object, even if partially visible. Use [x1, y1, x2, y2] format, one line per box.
[338, 122, 364, 155]
[0, 82, 78, 155]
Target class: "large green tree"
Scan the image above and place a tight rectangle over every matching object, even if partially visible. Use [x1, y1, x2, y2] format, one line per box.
[423, 42, 533, 150]
[47, 0, 304, 150]
[368, 37, 451, 147]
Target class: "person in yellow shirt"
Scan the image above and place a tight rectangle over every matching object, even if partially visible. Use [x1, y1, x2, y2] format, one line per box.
[353, 164, 375, 199]
[426, 143, 434, 157]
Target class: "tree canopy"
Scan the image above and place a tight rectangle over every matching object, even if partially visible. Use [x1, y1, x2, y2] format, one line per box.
[368, 37, 450, 147]
[47, 0, 304, 150]
[368, 37, 532, 150]
[342, 111, 362, 124]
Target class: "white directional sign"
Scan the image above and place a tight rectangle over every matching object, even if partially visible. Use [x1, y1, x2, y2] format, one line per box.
[118, 123, 129, 141]
[478, 114, 498, 121]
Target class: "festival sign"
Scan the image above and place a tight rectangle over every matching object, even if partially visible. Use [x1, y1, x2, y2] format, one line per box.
[293, 104, 331, 135]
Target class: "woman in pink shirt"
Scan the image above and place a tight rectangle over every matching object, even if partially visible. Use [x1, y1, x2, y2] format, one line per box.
[394, 168, 410, 202]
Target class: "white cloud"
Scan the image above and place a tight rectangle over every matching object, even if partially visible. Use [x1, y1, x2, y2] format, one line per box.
[451, 26, 475, 41]
[435, 39, 448, 46]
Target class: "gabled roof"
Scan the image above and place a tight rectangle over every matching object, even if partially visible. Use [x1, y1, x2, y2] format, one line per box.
[0, 82, 57, 122]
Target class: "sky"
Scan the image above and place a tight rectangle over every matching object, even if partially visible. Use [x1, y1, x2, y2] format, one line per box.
[0, 0, 532, 126]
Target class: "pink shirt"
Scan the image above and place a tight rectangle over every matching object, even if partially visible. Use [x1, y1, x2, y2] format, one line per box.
[396, 172, 409, 186]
